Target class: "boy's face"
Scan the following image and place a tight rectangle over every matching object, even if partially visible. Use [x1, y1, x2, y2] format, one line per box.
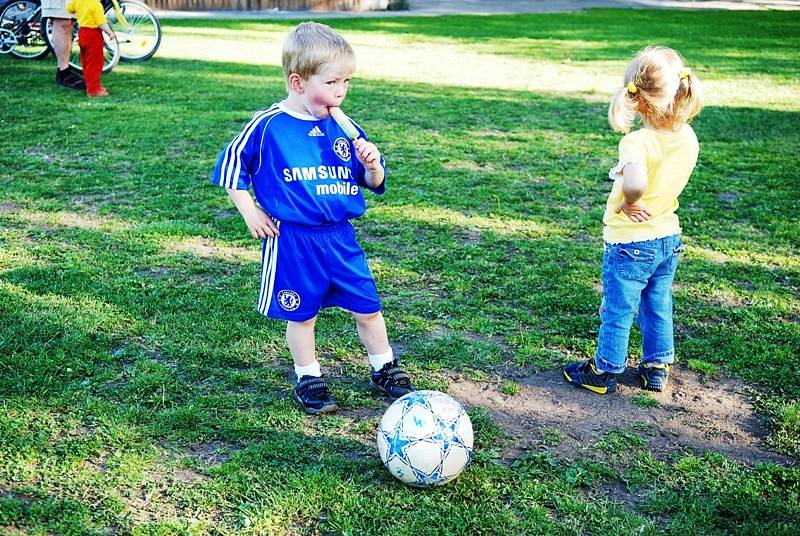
[298, 62, 354, 119]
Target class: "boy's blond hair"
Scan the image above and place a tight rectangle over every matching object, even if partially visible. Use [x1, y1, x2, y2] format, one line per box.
[608, 46, 704, 133]
[282, 22, 356, 84]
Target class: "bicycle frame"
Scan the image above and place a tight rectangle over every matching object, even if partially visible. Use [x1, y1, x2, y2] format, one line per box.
[106, 0, 130, 30]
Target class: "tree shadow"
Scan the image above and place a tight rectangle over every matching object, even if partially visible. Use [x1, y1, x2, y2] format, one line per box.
[164, 9, 800, 79]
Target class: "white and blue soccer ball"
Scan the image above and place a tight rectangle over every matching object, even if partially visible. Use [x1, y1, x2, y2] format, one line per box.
[377, 390, 473, 487]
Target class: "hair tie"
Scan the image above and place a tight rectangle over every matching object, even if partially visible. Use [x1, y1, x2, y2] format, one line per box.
[679, 68, 691, 80]
[626, 81, 638, 94]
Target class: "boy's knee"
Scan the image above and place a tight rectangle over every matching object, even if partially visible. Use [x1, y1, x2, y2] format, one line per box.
[352, 310, 382, 323]
[289, 316, 317, 328]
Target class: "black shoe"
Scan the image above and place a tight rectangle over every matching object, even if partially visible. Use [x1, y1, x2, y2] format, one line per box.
[293, 375, 338, 415]
[56, 67, 86, 90]
[639, 362, 670, 392]
[563, 358, 618, 394]
[370, 359, 415, 400]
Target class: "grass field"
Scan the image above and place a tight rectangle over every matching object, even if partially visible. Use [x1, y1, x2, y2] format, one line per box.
[1, 8, 799, 535]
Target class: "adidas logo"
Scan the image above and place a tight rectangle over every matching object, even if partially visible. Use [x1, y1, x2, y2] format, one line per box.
[308, 126, 324, 137]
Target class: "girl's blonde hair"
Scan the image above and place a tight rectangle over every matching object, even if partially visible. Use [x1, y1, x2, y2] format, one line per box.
[608, 46, 704, 133]
[282, 22, 356, 83]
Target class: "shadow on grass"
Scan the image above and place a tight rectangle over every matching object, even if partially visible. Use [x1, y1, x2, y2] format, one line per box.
[0, 17, 800, 534]
[162, 10, 800, 79]
[1, 53, 798, 395]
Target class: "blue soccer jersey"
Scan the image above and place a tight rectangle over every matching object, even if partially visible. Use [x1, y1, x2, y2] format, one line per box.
[211, 102, 385, 225]
[211, 102, 386, 321]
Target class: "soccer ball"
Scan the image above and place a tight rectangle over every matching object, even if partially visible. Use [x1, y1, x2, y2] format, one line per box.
[376, 390, 473, 487]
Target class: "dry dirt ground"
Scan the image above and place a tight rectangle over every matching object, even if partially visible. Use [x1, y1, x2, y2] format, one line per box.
[447, 365, 792, 465]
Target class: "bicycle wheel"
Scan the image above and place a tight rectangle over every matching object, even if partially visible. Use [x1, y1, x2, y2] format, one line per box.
[105, 0, 160, 62]
[43, 16, 119, 73]
[0, 0, 49, 59]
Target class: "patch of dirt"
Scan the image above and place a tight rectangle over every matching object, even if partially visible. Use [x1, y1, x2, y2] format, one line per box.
[587, 480, 648, 511]
[718, 191, 741, 204]
[454, 228, 483, 245]
[213, 208, 238, 220]
[448, 365, 793, 466]
[185, 440, 241, 465]
[68, 192, 117, 212]
[168, 237, 260, 262]
[475, 129, 509, 137]
[0, 527, 28, 535]
[23, 144, 53, 163]
[441, 160, 495, 172]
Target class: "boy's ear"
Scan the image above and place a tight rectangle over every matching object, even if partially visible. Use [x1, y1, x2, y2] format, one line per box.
[288, 73, 304, 94]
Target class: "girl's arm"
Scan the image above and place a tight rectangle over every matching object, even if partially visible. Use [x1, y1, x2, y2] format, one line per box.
[99, 22, 116, 40]
[621, 162, 648, 203]
[615, 163, 652, 222]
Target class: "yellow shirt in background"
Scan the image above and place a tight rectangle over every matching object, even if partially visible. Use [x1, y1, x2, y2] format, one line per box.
[603, 124, 699, 244]
[66, 0, 107, 28]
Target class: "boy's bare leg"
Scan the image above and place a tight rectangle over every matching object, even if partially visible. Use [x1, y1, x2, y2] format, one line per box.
[287, 316, 336, 413]
[354, 311, 414, 398]
[286, 317, 317, 367]
[352, 311, 390, 356]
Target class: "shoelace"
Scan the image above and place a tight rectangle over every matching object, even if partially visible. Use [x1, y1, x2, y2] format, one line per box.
[297, 378, 330, 399]
[376, 367, 410, 387]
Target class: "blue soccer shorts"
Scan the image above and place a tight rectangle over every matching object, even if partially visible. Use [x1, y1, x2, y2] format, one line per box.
[257, 220, 382, 322]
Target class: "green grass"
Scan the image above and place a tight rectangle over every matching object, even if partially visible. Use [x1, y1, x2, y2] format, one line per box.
[686, 358, 719, 378]
[632, 393, 660, 409]
[1, 8, 799, 535]
[501, 381, 521, 396]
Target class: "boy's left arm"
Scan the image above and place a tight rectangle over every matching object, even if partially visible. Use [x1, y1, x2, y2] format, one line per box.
[354, 138, 385, 190]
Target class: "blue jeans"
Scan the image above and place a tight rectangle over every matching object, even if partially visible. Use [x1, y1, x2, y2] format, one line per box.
[595, 234, 683, 374]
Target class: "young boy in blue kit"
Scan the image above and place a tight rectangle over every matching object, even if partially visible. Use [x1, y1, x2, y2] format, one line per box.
[211, 22, 414, 414]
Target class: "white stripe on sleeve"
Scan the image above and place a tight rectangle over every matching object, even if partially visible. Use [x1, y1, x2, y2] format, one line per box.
[220, 107, 281, 189]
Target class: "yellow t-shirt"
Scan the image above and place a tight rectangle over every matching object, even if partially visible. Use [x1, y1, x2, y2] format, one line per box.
[603, 124, 699, 244]
[66, 0, 106, 28]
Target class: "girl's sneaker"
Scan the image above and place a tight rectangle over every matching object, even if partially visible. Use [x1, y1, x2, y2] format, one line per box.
[370, 359, 414, 400]
[294, 375, 338, 414]
[563, 358, 618, 394]
[639, 363, 669, 392]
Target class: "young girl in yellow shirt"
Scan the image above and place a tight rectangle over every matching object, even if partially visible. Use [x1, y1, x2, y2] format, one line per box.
[564, 46, 704, 394]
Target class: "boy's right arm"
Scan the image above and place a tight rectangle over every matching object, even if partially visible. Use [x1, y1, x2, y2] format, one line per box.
[211, 113, 279, 238]
[226, 189, 280, 239]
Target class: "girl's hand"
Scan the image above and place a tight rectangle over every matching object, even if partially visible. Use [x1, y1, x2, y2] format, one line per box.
[354, 138, 382, 172]
[615, 199, 652, 222]
[244, 207, 279, 239]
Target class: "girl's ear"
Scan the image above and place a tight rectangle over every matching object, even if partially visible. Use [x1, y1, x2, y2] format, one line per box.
[288, 73, 304, 94]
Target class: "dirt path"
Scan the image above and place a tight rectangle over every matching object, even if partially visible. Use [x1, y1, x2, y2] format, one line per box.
[448, 365, 793, 465]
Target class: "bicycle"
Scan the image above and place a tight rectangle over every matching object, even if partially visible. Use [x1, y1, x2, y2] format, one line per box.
[103, 0, 160, 62]
[0, 0, 49, 59]
[40, 0, 160, 72]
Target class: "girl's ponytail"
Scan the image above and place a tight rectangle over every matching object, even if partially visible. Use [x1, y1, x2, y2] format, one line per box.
[610, 47, 704, 133]
[608, 85, 637, 133]
[675, 68, 704, 125]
